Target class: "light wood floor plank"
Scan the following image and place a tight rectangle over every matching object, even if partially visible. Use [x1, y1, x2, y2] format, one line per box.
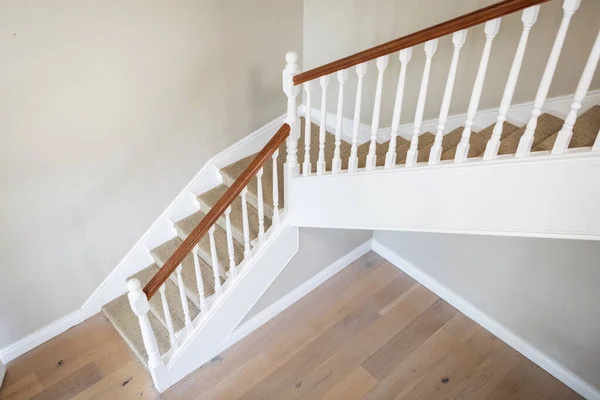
[320, 366, 377, 400]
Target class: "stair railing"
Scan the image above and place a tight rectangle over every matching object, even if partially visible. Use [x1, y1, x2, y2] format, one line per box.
[286, 0, 599, 176]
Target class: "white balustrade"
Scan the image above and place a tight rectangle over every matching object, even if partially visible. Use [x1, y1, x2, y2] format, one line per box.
[385, 49, 413, 169]
[272, 149, 280, 225]
[283, 51, 301, 175]
[240, 187, 251, 257]
[127, 279, 165, 371]
[175, 265, 193, 332]
[552, 29, 600, 154]
[317, 75, 330, 175]
[158, 284, 178, 348]
[484, 8, 539, 160]
[516, 0, 581, 157]
[406, 40, 438, 167]
[208, 225, 222, 297]
[303, 81, 313, 176]
[224, 206, 237, 280]
[348, 63, 368, 172]
[192, 245, 207, 313]
[455, 19, 501, 163]
[256, 168, 265, 241]
[366, 56, 389, 170]
[332, 69, 348, 173]
[429, 30, 467, 166]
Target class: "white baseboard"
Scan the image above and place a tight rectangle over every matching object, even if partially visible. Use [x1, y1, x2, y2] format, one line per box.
[218, 238, 373, 352]
[371, 239, 600, 400]
[302, 89, 600, 144]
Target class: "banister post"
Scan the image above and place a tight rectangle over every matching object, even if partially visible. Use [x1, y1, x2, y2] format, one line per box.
[127, 279, 170, 392]
[283, 51, 301, 210]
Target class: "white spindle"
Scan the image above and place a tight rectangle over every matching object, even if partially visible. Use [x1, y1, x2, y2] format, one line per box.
[192, 245, 207, 313]
[175, 265, 192, 332]
[332, 69, 348, 173]
[348, 63, 367, 172]
[283, 51, 301, 175]
[127, 279, 165, 371]
[594, 128, 600, 151]
[406, 40, 438, 167]
[224, 206, 237, 280]
[454, 19, 501, 163]
[208, 225, 222, 297]
[552, 28, 600, 154]
[272, 149, 280, 225]
[317, 76, 330, 175]
[385, 49, 413, 169]
[303, 81, 313, 176]
[429, 31, 467, 166]
[366, 56, 389, 170]
[241, 187, 251, 257]
[516, 0, 581, 157]
[484, 7, 539, 160]
[256, 168, 265, 241]
[158, 284, 178, 348]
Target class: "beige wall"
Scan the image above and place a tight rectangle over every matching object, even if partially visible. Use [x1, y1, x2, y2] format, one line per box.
[374, 230, 600, 390]
[303, 0, 600, 126]
[0, 0, 302, 349]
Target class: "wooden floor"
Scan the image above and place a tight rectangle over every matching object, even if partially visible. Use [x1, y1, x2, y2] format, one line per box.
[0, 251, 583, 400]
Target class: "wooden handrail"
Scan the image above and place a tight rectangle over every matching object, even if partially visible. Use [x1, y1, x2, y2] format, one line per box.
[143, 123, 291, 299]
[293, 0, 552, 85]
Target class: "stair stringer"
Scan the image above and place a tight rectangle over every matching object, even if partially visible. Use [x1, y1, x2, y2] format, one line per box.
[288, 150, 600, 240]
[154, 221, 299, 392]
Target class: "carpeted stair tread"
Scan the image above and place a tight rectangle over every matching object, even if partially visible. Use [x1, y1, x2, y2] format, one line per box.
[102, 294, 171, 367]
[470, 121, 520, 157]
[417, 131, 453, 163]
[150, 237, 216, 302]
[130, 264, 199, 333]
[533, 105, 600, 152]
[175, 210, 245, 268]
[377, 132, 435, 166]
[441, 128, 479, 161]
[497, 113, 563, 155]
[298, 118, 353, 173]
[198, 184, 272, 245]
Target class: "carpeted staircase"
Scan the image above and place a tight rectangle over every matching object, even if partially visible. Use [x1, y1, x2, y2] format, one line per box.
[102, 105, 600, 367]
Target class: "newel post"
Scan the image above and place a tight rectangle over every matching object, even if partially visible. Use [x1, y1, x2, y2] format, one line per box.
[127, 279, 169, 391]
[282, 51, 301, 209]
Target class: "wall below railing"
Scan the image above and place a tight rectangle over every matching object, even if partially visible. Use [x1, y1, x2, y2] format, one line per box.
[289, 150, 600, 240]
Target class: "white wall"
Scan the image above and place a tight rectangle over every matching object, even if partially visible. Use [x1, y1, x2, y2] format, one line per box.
[374, 230, 600, 390]
[0, 0, 303, 349]
[302, 0, 600, 125]
[242, 227, 372, 322]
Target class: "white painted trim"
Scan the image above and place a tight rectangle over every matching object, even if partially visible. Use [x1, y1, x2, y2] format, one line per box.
[371, 239, 600, 400]
[0, 360, 4, 389]
[0, 114, 286, 364]
[301, 89, 600, 144]
[219, 238, 373, 351]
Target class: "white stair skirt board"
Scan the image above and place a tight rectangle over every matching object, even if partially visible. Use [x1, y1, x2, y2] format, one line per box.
[301, 89, 600, 145]
[0, 360, 5, 389]
[289, 150, 600, 241]
[218, 238, 373, 353]
[0, 114, 286, 364]
[371, 239, 600, 400]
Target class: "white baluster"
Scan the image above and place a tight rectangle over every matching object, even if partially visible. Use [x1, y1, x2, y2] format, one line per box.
[366, 56, 389, 170]
[454, 19, 501, 163]
[516, 0, 581, 157]
[241, 187, 251, 257]
[552, 29, 600, 154]
[192, 245, 207, 313]
[272, 149, 280, 225]
[224, 206, 237, 280]
[282, 51, 301, 176]
[332, 69, 348, 173]
[303, 81, 313, 176]
[406, 40, 438, 167]
[256, 168, 265, 241]
[385, 49, 413, 169]
[127, 279, 167, 386]
[593, 128, 600, 151]
[429, 31, 467, 166]
[175, 265, 192, 332]
[208, 225, 222, 297]
[158, 284, 178, 349]
[484, 7, 539, 160]
[348, 63, 367, 172]
[317, 76, 330, 175]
